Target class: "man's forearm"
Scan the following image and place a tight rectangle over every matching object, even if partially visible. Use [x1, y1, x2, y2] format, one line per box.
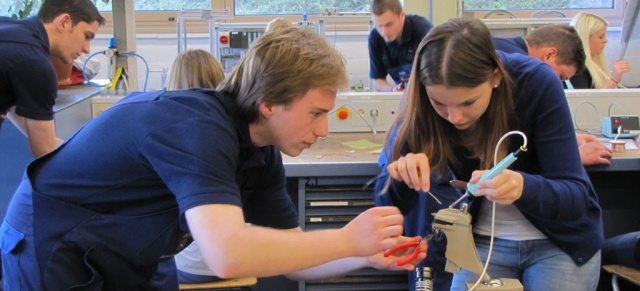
[285, 257, 368, 281]
[373, 78, 393, 92]
[8, 110, 62, 157]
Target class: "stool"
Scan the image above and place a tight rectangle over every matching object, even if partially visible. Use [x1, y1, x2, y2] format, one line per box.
[179, 277, 257, 291]
[602, 265, 640, 291]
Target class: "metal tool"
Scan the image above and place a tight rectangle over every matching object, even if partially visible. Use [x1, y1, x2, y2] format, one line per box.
[383, 233, 438, 266]
[383, 240, 421, 266]
[448, 146, 527, 209]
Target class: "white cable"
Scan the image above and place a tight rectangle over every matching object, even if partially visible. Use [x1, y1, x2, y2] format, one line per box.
[614, 125, 622, 140]
[468, 130, 527, 291]
[572, 101, 601, 132]
[608, 102, 627, 116]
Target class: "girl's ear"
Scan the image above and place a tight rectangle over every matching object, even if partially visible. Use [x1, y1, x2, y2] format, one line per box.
[492, 68, 503, 87]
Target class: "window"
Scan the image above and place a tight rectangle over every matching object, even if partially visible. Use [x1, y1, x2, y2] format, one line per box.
[93, 0, 209, 12]
[464, 0, 614, 11]
[462, 0, 626, 21]
[234, 0, 370, 16]
[1, 0, 41, 18]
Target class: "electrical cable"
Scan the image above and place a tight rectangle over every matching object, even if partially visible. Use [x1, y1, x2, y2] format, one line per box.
[608, 102, 627, 117]
[109, 67, 123, 91]
[121, 52, 150, 92]
[82, 51, 108, 88]
[468, 131, 527, 291]
[572, 101, 602, 132]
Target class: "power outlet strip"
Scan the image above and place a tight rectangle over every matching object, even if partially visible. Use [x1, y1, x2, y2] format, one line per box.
[329, 92, 403, 133]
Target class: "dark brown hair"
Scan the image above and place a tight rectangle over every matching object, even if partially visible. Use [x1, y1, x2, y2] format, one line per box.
[371, 0, 403, 16]
[38, 0, 105, 26]
[387, 17, 515, 177]
[525, 24, 585, 73]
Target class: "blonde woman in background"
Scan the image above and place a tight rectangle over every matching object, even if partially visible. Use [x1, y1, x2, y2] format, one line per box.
[266, 17, 293, 33]
[166, 49, 227, 284]
[165, 49, 224, 91]
[569, 12, 631, 89]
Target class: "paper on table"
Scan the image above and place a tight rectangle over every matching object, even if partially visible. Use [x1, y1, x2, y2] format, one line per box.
[341, 139, 382, 150]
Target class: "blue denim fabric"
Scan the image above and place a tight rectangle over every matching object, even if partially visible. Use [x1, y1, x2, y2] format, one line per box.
[602, 231, 640, 269]
[450, 234, 601, 291]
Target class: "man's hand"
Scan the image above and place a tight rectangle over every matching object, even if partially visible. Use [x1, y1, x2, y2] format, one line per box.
[576, 133, 599, 146]
[392, 82, 405, 92]
[580, 142, 613, 165]
[576, 133, 612, 165]
[341, 206, 405, 257]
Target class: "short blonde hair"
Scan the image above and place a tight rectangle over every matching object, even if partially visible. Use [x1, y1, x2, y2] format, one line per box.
[166, 49, 225, 90]
[218, 27, 348, 123]
[570, 12, 616, 88]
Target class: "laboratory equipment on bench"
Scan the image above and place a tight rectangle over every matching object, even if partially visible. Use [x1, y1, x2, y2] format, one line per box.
[213, 20, 320, 74]
[434, 131, 527, 290]
[433, 205, 523, 291]
[415, 267, 434, 291]
[214, 23, 265, 73]
[602, 116, 640, 139]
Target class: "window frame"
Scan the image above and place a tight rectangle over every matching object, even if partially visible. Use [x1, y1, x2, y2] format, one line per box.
[95, 0, 630, 35]
[460, 0, 628, 25]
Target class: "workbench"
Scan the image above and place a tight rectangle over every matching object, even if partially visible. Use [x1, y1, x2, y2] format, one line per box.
[282, 132, 640, 291]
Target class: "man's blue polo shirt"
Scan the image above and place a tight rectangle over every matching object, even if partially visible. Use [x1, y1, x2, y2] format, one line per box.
[0, 16, 57, 120]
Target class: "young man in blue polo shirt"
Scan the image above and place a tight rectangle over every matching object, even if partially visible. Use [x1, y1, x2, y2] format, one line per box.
[368, 0, 432, 92]
[1, 28, 426, 290]
[0, 0, 104, 157]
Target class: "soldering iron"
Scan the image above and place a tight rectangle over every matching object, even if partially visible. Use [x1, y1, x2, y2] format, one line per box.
[449, 146, 527, 208]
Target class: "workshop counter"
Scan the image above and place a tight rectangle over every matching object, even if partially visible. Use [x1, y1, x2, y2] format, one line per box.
[283, 132, 640, 175]
[283, 132, 640, 241]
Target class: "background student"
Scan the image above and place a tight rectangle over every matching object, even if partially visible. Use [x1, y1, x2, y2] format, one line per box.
[368, 0, 432, 92]
[0, 0, 104, 157]
[570, 12, 631, 89]
[493, 24, 613, 166]
[376, 18, 603, 291]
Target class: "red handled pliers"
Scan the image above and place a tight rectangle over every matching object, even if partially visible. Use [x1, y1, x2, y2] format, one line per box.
[383, 240, 421, 266]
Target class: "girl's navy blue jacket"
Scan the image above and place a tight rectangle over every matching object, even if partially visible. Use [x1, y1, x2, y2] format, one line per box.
[375, 51, 604, 290]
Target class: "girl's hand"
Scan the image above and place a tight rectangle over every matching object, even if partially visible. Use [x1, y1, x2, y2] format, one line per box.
[469, 169, 524, 205]
[611, 60, 630, 83]
[387, 153, 431, 192]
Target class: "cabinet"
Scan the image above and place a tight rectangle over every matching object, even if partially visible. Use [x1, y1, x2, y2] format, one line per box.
[283, 133, 409, 290]
[287, 175, 409, 291]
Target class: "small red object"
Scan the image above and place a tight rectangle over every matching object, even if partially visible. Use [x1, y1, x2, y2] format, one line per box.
[220, 35, 229, 45]
[383, 240, 421, 266]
